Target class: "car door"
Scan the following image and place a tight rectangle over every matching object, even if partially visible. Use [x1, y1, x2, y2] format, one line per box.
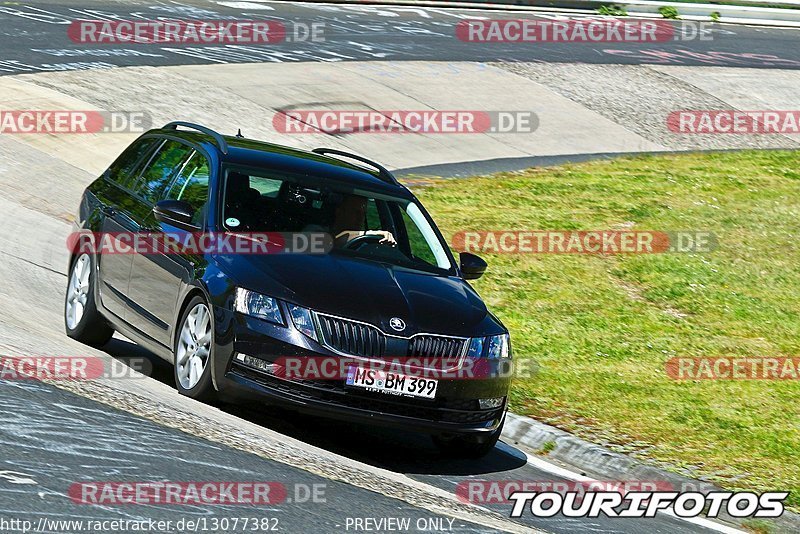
[94, 136, 162, 320]
[127, 142, 210, 347]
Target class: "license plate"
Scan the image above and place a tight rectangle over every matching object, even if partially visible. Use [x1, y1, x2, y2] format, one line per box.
[345, 366, 438, 399]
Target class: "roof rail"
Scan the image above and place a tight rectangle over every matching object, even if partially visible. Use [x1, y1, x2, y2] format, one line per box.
[163, 121, 229, 155]
[312, 148, 399, 186]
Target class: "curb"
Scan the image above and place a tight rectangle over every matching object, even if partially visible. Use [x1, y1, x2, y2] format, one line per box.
[286, 0, 800, 27]
[503, 411, 717, 490]
[502, 411, 800, 532]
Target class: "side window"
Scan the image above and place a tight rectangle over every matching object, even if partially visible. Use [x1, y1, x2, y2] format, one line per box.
[164, 151, 210, 226]
[107, 138, 159, 189]
[136, 140, 193, 204]
[399, 208, 438, 268]
[365, 199, 382, 231]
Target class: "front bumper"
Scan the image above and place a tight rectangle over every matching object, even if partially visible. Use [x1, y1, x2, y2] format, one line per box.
[214, 310, 511, 436]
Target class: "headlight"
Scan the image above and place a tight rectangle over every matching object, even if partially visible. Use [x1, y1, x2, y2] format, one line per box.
[289, 304, 317, 341]
[486, 333, 510, 360]
[234, 288, 283, 325]
[467, 337, 485, 358]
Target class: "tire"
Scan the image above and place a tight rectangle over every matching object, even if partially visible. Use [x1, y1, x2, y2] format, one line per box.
[173, 295, 216, 401]
[432, 414, 505, 459]
[65, 252, 114, 347]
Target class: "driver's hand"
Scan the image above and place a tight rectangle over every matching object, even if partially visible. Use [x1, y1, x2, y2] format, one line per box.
[366, 230, 396, 246]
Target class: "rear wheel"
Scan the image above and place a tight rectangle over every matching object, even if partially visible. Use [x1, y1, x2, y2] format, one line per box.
[432, 414, 505, 458]
[64, 253, 114, 347]
[174, 296, 215, 401]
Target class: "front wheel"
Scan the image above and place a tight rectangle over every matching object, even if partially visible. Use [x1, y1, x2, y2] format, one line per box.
[432, 415, 505, 458]
[65, 253, 114, 347]
[174, 296, 216, 401]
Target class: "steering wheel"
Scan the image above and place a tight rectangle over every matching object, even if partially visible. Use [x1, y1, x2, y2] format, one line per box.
[345, 233, 384, 250]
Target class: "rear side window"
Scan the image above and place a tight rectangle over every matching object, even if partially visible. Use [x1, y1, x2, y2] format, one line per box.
[136, 140, 194, 204]
[164, 151, 210, 226]
[249, 176, 282, 197]
[107, 137, 159, 189]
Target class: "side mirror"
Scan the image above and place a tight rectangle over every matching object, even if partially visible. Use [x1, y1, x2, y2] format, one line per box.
[459, 252, 487, 280]
[153, 200, 196, 230]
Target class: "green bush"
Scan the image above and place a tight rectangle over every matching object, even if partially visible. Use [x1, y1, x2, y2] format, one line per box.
[659, 6, 680, 18]
[597, 4, 629, 16]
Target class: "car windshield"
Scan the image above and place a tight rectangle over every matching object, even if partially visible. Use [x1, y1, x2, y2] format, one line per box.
[221, 166, 455, 274]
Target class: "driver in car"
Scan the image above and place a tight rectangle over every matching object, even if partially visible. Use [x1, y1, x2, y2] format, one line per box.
[332, 195, 396, 248]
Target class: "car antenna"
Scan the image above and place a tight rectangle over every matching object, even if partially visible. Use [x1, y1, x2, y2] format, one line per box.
[236, 129, 244, 138]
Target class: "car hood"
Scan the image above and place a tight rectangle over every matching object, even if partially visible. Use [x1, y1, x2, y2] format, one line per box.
[219, 252, 501, 337]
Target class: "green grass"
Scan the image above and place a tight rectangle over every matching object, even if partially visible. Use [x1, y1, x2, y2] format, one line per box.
[408, 150, 800, 510]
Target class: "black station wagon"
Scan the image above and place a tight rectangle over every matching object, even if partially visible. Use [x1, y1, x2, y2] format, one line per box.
[65, 122, 511, 457]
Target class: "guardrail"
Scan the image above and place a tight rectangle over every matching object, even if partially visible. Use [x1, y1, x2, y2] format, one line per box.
[306, 0, 800, 26]
[366, 0, 800, 7]
[584, 0, 800, 22]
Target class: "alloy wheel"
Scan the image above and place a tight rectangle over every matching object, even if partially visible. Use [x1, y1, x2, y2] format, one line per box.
[65, 254, 91, 330]
[176, 303, 212, 390]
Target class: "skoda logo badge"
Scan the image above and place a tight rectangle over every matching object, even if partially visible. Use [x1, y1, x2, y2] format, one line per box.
[389, 317, 406, 331]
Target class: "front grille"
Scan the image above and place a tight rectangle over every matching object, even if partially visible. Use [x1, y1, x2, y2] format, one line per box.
[408, 335, 468, 359]
[317, 314, 386, 357]
[315, 313, 468, 361]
